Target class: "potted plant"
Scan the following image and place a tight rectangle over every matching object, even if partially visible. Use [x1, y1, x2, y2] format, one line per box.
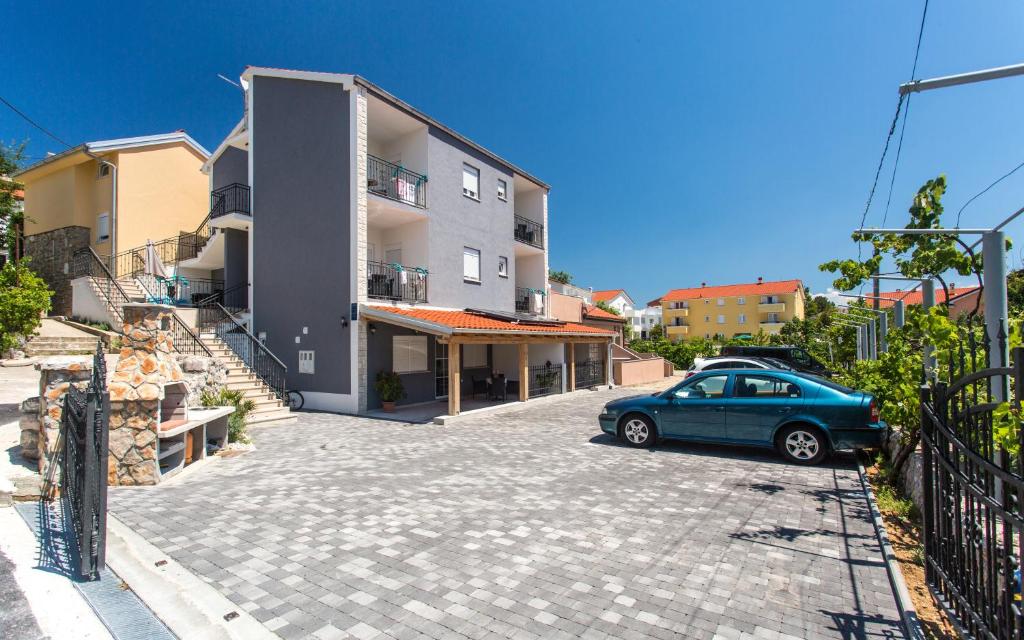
[375, 371, 405, 412]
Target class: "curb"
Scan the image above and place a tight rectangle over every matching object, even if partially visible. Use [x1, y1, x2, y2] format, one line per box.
[856, 461, 925, 640]
[106, 514, 278, 640]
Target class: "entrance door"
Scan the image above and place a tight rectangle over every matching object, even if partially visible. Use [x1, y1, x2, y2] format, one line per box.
[659, 374, 729, 441]
[435, 339, 449, 399]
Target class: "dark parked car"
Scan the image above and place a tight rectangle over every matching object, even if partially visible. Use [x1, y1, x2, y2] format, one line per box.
[719, 345, 831, 376]
[598, 369, 883, 464]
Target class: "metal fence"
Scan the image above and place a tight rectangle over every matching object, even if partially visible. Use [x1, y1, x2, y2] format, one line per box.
[367, 155, 427, 208]
[71, 248, 132, 325]
[920, 318, 1024, 639]
[210, 183, 251, 219]
[515, 287, 545, 315]
[54, 342, 109, 580]
[514, 214, 543, 249]
[575, 359, 605, 388]
[528, 363, 563, 398]
[367, 260, 428, 303]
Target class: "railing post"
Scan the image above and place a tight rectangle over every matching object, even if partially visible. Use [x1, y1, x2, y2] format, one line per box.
[920, 384, 935, 585]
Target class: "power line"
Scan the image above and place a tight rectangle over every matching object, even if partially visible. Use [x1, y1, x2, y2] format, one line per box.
[0, 94, 74, 150]
[955, 158, 1024, 226]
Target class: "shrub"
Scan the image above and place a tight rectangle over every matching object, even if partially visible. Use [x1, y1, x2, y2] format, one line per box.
[0, 259, 53, 353]
[375, 371, 405, 403]
[201, 388, 256, 444]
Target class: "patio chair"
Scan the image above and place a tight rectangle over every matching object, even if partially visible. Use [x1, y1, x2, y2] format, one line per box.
[471, 376, 489, 399]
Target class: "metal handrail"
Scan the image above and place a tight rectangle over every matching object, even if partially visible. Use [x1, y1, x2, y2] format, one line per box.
[210, 183, 251, 219]
[71, 247, 133, 324]
[513, 214, 544, 249]
[197, 302, 287, 400]
[367, 260, 428, 303]
[196, 281, 248, 312]
[168, 311, 213, 357]
[367, 155, 427, 208]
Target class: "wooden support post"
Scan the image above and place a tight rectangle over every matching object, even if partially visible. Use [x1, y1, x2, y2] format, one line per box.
[567, 343, 576, 392]
[448, 340, 461, 416]
[519, 343, 529, 402]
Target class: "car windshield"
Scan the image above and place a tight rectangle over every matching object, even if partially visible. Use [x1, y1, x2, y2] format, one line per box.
[673, 374, 728, 399]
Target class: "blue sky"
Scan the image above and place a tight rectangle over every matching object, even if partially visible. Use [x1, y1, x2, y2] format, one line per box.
[6, 1, 1024, 305]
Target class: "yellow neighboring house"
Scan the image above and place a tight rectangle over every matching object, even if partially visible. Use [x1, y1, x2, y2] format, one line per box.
[16, 132, 210, 260]
[654, 277, 806, 342]
[14, 132, 209, 315]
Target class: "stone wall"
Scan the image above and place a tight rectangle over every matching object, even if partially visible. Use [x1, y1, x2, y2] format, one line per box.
[19, 396, 40, 462]
[883, 427, 925, 514]
[23, 226, 92, 316]
[176, 354, 227, 406]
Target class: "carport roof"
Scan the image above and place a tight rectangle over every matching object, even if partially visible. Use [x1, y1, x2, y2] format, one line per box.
[363, 305, 617, 337]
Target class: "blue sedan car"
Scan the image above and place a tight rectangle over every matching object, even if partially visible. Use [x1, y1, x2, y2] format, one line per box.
[598, 369, 884, 464]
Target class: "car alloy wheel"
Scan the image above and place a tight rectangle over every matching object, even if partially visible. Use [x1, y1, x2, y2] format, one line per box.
[622, 416, 653, 447]
[784, 430, 820, 461]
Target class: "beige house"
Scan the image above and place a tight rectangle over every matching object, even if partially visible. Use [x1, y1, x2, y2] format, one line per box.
[15, 132, 210, 314]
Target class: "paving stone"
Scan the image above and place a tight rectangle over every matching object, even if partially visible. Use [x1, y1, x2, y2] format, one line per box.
[109, 388, 903, 639]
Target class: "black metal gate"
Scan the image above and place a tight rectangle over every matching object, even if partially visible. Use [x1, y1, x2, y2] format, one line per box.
[574, 359, 605, 388]
[920, 324, 1024, 638]
[55, 342, 110, 580]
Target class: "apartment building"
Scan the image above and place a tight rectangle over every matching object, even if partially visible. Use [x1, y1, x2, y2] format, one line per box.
[202, 67, 614, 415]
[654, 278, 805, 341]
[14, 132, 210, 313]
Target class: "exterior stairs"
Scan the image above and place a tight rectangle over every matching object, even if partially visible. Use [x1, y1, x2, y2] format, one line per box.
[23, 335, 99, 356]
[116, 277, 148, 302]
[198, 331, 293, 425]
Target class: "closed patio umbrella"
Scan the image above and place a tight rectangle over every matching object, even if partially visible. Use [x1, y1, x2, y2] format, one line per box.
[144, 240, 169, 279]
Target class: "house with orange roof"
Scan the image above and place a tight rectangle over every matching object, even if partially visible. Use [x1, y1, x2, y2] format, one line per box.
[877, 283, 982, 318]
[652, 277, 806, 341]
[197, 67, 616, 417]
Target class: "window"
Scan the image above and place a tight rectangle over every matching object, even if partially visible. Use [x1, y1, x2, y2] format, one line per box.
[717, 298, 725, 306]
[737, 297, 746, 305]
[674, 374, 728, 399]
[463, 344, 487, 369]
[498, 256, 508, 278]
[393, 335, 428, 373]
[96, 163, 110, 179]
[463, 246, 481, 282]
[734, 375, 801, 399]
[462, 164, 480, 200]
[704, 315, 710, 322]
[717, 315, 725, 324]
[738, 314, 747, 324]
[497, 179, 507, 201]
[96, 213, 110, 243]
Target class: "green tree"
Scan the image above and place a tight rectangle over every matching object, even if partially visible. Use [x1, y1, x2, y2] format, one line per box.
[1, 142, 27, 260]
[594, 300, 619, 316]
[548, 269, 573, 285]
[0, 259, 53, 353]
[1007, 268, 1024, 315]
[648, 323, 664, 340]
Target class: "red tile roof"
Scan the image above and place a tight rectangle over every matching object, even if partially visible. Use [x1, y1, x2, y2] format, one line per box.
[583, 304, 626, 322]
[591, 289, 626, 303]
[657, 279, 803, 303]
[367, 306, 616, 336]
[875, 285, 980, 308]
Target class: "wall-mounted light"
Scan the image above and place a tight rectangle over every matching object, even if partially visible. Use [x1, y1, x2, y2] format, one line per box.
[340, 315, 349, 329]
[369, 323, 376, 335]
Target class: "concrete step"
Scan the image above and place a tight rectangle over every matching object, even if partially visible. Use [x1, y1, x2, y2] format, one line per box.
[27, 337, 99, 346]
[248, 410, 295, 425]
[23, 347, 96, 356]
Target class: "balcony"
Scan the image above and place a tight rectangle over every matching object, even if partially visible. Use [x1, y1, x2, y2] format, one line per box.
[760, 321, 786, 333]
[210, 183, 250, 219]
[666, 324, 689, 337]
[758, 301, 786, 313]
[514, 215, 544, 250]
[664, 307, 689, 318]
[367, 155, 426, 209]
[515, 287, 545, 315]
[367, 261, 428, 303]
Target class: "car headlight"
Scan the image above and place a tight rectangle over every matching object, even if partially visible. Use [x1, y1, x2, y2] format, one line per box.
[602, 405, 617, 416]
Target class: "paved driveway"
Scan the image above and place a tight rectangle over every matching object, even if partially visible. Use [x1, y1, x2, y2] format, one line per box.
[109, 388, 902, 640]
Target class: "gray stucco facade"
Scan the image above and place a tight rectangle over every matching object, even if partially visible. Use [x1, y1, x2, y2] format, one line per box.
[222, 228, 248, 295]
[251, 76, 352, 395]
[211, 146, 248, 190]
[423, 126, 518, 312]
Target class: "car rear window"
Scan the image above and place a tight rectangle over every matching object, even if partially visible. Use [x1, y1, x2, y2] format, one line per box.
[801, 374, 854, 394]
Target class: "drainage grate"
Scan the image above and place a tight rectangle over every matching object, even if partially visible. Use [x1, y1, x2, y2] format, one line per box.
[15, 501, 176, 640]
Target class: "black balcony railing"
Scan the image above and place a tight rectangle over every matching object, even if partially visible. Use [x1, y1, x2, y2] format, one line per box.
[211, 183, 251, 219]
[71, 248, 133, 324]
[197, 282, 248, 314]
[367, 261, 428, 303]
[515, 287, 545, 315]
[367, 155, 427, 208]
[514, 214, 543, 249]
[197, 302, 287, 401]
